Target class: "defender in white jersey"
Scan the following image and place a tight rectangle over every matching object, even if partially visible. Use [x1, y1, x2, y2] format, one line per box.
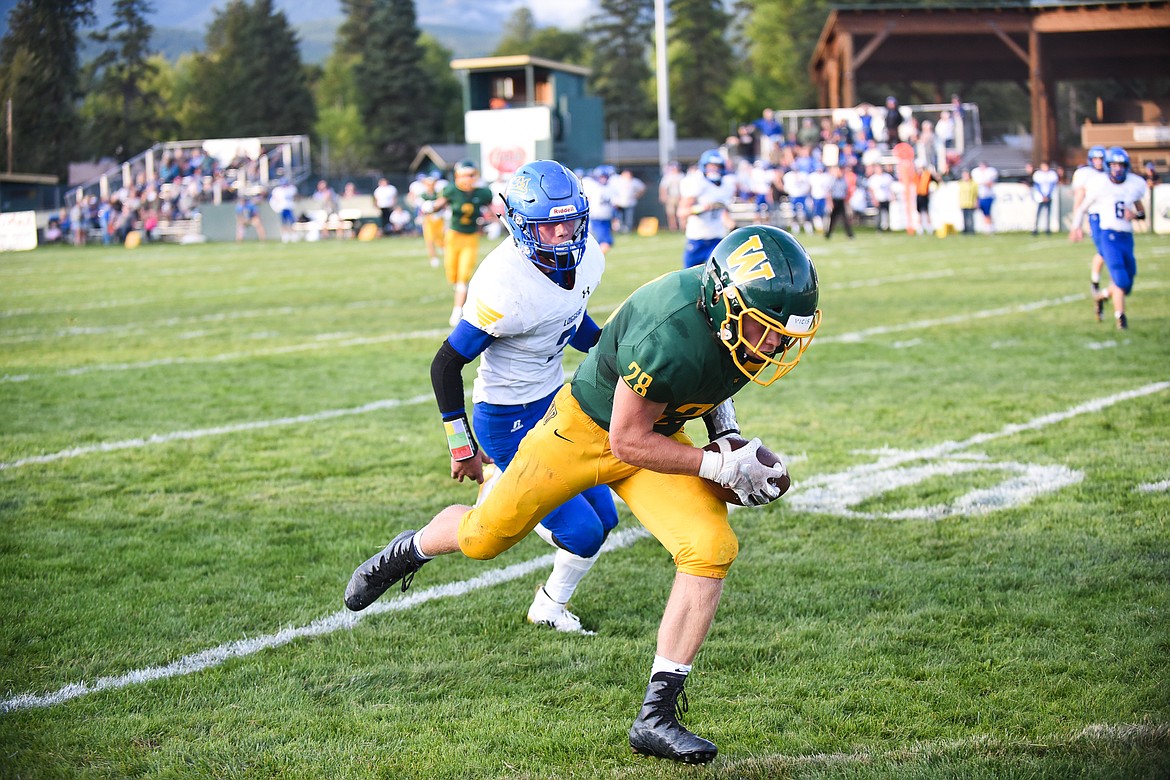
[420, 160, 618, 632]
[1070, 147, 1147, 329]
[679, 149, 736, 268]
[1069, 146, 1111, 320]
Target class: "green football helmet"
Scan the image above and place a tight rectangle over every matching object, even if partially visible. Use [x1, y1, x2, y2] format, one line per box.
[701, 225, 822, 386]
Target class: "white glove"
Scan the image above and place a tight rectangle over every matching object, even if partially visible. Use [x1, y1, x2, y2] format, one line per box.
[698, 437, 787, 506]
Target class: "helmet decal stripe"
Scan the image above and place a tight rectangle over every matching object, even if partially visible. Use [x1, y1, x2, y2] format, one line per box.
[724, 234, 775, 285]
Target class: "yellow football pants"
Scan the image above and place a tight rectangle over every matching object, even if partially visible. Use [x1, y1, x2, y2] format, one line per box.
[444, 231, 479, 285]
[422, 214, 444, 247]
[458, 385, 738, 578]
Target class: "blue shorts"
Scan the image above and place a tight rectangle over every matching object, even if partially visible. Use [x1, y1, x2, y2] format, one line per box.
[811, 198, 827, 218]
[280, 208, 295, 226]
[683, 237, 722, 269]
[1099, 230, 1137, 294]
[589, 218, 614, 247]
[978, 197, 994, 217]
[474, 391, 618, 557]
[1089, 213, 1103, 255]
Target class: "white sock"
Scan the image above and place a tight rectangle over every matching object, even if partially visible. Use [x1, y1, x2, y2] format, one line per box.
[542, 548, 598, 604]
[651, 655, 691, 679]
[411, 532, 434, 560]
[1091, 273, 1101, 284]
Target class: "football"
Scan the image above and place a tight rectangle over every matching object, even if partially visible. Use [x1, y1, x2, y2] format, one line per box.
[700, 436, 791, 506]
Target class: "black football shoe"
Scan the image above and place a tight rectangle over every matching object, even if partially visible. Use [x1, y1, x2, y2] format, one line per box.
[344, 530, 429, 611]
[628, 672, 718, 764]
[1117, 312, 1128, 330]
[1085, 285, 1104, 322]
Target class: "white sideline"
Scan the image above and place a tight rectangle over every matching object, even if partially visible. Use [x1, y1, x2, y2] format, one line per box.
[0, 526, 650, 714]
[2, 382, 1167, 713]
[0, 395, 434, 471]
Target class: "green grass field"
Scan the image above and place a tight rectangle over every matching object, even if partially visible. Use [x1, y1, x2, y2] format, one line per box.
[2, 228, 1168, 779]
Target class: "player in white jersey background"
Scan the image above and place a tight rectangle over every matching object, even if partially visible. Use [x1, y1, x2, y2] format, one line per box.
[1070, 147, 1148, 330]
[1069, 146, 1111, 320]
[418, 160, 617, 633]
[678, 149, 736, 268]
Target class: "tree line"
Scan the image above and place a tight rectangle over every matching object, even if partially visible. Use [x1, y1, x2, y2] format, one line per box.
[1, 0, 1064, 182]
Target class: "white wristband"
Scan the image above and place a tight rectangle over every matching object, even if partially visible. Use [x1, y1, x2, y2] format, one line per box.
[698, 450, 723, 482]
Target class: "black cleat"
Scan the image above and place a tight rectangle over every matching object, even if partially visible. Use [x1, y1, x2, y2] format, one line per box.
[1117, 312, 1128, 330]
[345, 530, 429, 611]
[1085, 285, 1104, 322]
[629, 672, 718, 764]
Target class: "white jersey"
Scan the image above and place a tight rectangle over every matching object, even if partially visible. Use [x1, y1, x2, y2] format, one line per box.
[971, 165, 998, 198]
[1071, 164, 1108, 215]
[581, 177, 614, 220]
[782, 169, 810, 199]
[807, 170, 832, 200]
[373, 183, 398, 209]
[268, 183, 297, 212]
[1078, 172, 1148, 233]
[679, 171, 735, 240]
[868, 170, 894, 203]
[463, 235, 606, 405]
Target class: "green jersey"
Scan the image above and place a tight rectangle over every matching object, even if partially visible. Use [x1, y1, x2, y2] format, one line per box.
[572, 267, 749, 435]
[442, 184, 494, 234]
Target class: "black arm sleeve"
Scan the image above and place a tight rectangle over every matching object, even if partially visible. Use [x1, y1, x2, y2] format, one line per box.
[430, 339, 473, 418]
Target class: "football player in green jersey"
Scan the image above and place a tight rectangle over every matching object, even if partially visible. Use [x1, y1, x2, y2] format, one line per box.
[345, 225, 822, 764]
[434, 160, 496, 325]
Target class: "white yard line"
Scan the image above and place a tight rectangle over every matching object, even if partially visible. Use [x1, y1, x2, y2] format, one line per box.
[2, 382, 1166, 712]
[0, 526, 650, 714]
[1, 330, 449, 383]
[0, 395, 435, 470]
[816, 294, 1084, 343]
[1, 292, 1097, 384]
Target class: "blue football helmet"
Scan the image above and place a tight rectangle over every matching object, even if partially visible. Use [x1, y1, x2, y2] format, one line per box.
[1087, 145, 1106, 168]
[593, 164, 616, 180]
[502, 160, 590, 286]
[699, 149, 726, 183]
[1105, 146, 1130, 183]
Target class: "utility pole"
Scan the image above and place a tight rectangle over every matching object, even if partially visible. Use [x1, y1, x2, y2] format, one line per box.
[654, 0, 674, 172]
[6, 99, 12, 174]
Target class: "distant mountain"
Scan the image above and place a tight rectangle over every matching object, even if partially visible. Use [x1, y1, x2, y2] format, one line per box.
[66, 0, 602, 64]
[3, 0, 598, 64]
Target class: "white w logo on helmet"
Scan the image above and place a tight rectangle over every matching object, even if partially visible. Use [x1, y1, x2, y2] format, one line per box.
[724, 235, 775, 285]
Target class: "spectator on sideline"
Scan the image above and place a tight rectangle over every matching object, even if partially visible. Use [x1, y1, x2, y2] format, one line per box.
[971, 161, 998, 233]
[958, 168, 978, 235]
[236, 195, 266, 242]
[268, 178, 299, 243]
[611, 169, 646, 234]
[1031, 161, 1059, 235]
[824, 165, 854, 239]
[658, 161, 683, 232]
[373, 177, 399, 235]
